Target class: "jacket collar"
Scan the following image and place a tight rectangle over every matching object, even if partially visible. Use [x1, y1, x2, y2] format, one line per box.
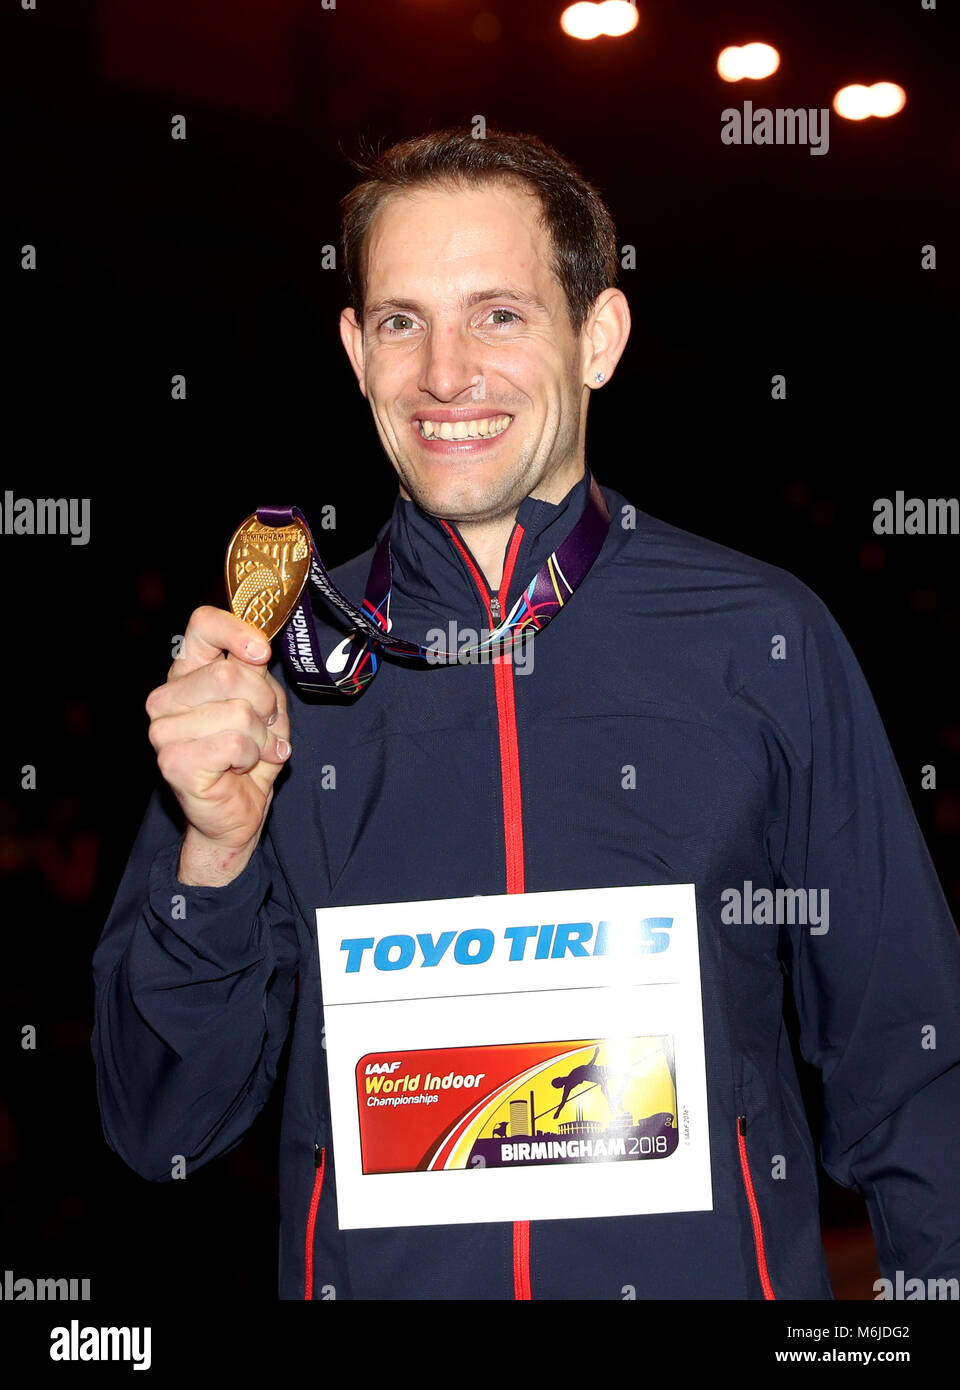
[383, 466, 595, 630]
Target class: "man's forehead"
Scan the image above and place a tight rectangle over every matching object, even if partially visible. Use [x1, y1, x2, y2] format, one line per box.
[363, 182, 558, 302]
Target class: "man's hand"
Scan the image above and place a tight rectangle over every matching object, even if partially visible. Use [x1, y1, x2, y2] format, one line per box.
[145, 606, 291, 886]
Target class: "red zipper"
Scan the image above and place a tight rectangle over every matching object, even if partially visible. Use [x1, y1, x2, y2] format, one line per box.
[512, 1216, 532, 1299]
[441, 518, 531, 1299]
[736, 1116, 775, 1299]
[303, 1144, 327, 1300]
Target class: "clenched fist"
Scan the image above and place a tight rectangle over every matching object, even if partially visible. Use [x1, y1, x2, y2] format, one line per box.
[146, 606, 292, 886]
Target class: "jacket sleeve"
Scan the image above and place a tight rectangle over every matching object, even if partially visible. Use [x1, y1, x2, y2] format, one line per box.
[774, 591, 960, 1282]
[91, 783, 302, 1182]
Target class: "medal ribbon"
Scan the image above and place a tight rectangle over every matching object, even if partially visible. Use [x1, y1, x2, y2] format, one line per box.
[258, 473, 610, 697]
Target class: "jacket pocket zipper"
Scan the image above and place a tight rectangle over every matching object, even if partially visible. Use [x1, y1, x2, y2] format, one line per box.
[303, 1143, 327, 1301]
[737, 1115, 775, 1299]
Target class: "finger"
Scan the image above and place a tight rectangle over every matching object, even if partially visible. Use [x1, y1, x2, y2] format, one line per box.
[146, 655, 279, 724]
[157, 727, 289, 797]
[148, 699, 291, 764]
[169, 606, 272, 680]
[263, 669, 289, 731]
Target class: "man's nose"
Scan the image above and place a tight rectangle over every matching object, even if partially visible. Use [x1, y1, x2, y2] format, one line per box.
[417, 323, 483, 401]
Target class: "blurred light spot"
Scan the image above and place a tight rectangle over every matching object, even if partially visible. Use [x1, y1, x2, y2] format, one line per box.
[717, 42, 779, 82]
[785, 481, 812, 507]
[561, 1, 638, 39]
[472, 12, 501, 42]
[933, 791, 960, 835]
[870, 82, 907, 117]
[858, 543, 887, 571]
[834, 82, 906, 120]
[562, 2, 604, 39]
[939, 725, 960, 752]
[63, 701, 92, 737]
[0, 1101, 17, 1166]
[137, 569, 167, 611]
[834, 85, 872, 120]
[598, 1, 639, 36]
[910, 587, 939, 614]
[810, 502, 836, 527]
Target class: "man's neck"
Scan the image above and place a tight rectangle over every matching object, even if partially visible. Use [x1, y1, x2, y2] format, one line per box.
[451, 460, 587, 591]
[453, 513, 517, 592]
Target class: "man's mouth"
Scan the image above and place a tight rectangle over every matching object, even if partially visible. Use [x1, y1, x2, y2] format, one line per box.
[416, 414, 514, 441]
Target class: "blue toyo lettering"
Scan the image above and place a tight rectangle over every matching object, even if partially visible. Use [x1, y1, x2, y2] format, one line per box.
[453, 928, 495, 964]
[341, 937, 375, 972]
[341, 918, 674, 973]
[374, 935, 416, 970]
[344, 928, 496, 973]
[416, 931, 456, 967]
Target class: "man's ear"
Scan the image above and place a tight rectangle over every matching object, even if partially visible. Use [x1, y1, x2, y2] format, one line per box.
[579, 288, 631, 388]
[339, 307, 367, 399]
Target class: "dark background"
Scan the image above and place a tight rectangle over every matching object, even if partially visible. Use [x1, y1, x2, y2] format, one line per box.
[5, 0, 957, 1305]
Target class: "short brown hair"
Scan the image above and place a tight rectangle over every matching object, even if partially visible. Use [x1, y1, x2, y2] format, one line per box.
[340, 127, 618, 335]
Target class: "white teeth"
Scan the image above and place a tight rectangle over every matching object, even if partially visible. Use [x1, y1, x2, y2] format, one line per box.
[418, 415, 512, 440]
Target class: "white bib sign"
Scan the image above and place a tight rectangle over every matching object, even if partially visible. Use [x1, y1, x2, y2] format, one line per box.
[315, 883, 713, 1229]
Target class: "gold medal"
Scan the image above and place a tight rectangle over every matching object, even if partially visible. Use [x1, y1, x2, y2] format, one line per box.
[225, 512, 311, 641]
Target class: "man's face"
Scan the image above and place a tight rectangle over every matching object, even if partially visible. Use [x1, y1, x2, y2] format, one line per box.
[340, 180, 590, 525]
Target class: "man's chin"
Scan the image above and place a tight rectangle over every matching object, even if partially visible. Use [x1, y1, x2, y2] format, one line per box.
[397, 462, 524, 523]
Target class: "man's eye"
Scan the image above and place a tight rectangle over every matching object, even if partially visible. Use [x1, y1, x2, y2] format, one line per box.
[381, 314, 416, 333]
[487, 309, 520, 326]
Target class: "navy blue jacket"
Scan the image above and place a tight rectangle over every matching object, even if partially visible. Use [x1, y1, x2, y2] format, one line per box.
[92, 468, 960, 1299]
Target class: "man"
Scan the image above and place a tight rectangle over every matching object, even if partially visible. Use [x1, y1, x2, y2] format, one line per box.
[551, 1047, 624, 1121]
[92, 127, 960, 1300]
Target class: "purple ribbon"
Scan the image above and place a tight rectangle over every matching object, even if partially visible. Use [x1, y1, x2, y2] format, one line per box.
[259, 474, 610, 697]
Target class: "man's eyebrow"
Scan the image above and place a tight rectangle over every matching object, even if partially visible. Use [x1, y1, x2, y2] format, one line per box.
[364, 287, 550, 320]
[463, 287, 550, 313]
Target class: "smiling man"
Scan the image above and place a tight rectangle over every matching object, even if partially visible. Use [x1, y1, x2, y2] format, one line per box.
[337, 171, 628, 587]
[93, 127, 960, 1302]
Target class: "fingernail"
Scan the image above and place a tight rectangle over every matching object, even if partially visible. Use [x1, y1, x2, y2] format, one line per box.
[246, 640, 269, 659]
[267, 709, 278, 726]
[276, 739, 290, 759]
